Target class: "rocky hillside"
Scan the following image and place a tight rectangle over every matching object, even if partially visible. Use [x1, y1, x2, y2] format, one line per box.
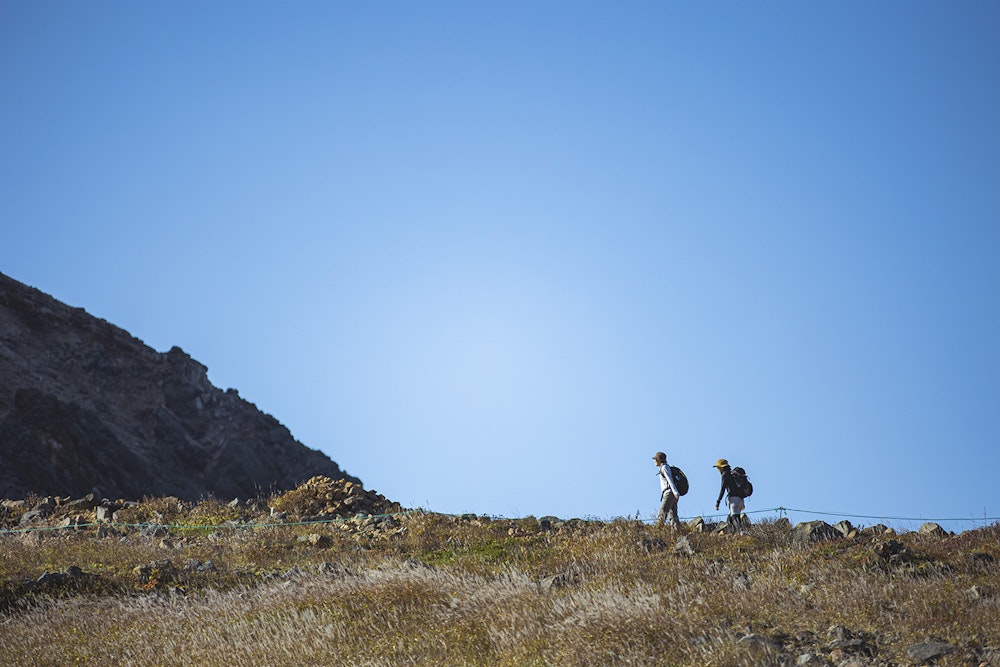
[0, 271, 360, 501]
[1, 499, 997, 666]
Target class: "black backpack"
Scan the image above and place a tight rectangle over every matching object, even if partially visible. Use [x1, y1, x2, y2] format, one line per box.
[665, 465, 689, 496]
[730, 466, 753, 498]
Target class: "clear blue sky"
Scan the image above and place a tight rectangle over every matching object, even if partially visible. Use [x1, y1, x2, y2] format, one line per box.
[3, 2, 999, 528]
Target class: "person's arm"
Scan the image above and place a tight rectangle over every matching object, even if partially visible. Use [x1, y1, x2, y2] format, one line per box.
[715, 472, 727, 508]
[663, 464, 679, 497]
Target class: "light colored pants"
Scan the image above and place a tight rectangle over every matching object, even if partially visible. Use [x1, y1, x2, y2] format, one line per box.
[727, 496, 747, 532]
[657, 492, 681, 529]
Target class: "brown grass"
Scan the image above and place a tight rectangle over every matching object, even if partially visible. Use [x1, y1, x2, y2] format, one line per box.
[0, 504, 998, 666]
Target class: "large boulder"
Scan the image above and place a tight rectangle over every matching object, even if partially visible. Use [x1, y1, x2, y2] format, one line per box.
[918, 522, 950, 539]
[791, 520, 842, 544]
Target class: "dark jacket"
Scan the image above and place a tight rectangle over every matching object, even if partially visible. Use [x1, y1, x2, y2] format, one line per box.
[715, 466, 740, 504]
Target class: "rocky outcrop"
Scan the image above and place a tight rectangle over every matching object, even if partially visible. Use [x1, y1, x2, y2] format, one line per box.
[0, 272, 359, 500]
[268, 475, 402, 520]
[919, 522, 951, 538]
[791, 520, 843, 544]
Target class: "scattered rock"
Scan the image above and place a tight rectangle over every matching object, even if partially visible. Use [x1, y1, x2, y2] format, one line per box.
[33, 497, 56, 514]
[95, 524, 119, 539]
[834, 520, 855, 538]
[133, 559, 176, 586]
[918, 523, 949, 539]
[18, 510, 47, 526]
[826, 625, 855, 645]
[673, 536, 694, 556]
[140, 524, 170, 538]
[296, 533, 332, 548]
[35, 566, 89, 586]
[538, 516, 562, 531]
[57, 516, 86, 529]
[966, 585, 991, 601]
[860, 524, 895, 537]
[63, 493, 99, 511]
[714, 521, 731, 534]
[732, 571, 751, 591]
[95, 505, 117, 522]
[638, 537, 668, 553]
[906, 641, 955, 663]
[873, 539, 908, 561]
[792, 520, 842, 544]
[185, 560, 216, 573]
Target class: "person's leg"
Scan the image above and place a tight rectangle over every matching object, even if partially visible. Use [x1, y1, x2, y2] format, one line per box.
[665, 494, 681, 530]
[656, 495, 669, 526]
[728, 497, 746, 533]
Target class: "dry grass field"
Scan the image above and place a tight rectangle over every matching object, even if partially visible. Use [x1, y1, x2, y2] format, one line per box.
[1, 487, 997, 667]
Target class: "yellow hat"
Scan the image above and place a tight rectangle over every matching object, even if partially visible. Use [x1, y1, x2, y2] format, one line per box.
[713, 458, 729, 468]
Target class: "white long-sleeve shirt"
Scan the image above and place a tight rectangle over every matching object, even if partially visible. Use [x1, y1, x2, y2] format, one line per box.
[658, 462, 679, 498]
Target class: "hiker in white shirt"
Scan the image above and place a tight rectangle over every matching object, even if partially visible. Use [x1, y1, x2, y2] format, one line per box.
[653, 451, 681, 529]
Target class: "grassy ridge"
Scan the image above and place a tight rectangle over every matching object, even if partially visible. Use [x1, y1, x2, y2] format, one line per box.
[1, 500, 998, 666]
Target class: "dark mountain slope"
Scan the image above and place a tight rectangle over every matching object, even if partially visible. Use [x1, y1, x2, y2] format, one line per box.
[0, 272, 359, 500]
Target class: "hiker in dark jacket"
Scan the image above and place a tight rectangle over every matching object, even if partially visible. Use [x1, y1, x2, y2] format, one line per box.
[653, 451, 681, 530]
[713, 458, 747, 532]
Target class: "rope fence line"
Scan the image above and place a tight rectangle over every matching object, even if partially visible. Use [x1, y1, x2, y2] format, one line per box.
[771, 506, 1000, 524]
[671, 506, 1000, 525]
[2, 506, 998, 536]
[677, 507, 1000, 524]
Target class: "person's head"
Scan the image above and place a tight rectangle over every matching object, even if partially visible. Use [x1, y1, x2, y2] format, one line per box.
[653, 452, 666, 465]
[713, 458, 730, 473]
